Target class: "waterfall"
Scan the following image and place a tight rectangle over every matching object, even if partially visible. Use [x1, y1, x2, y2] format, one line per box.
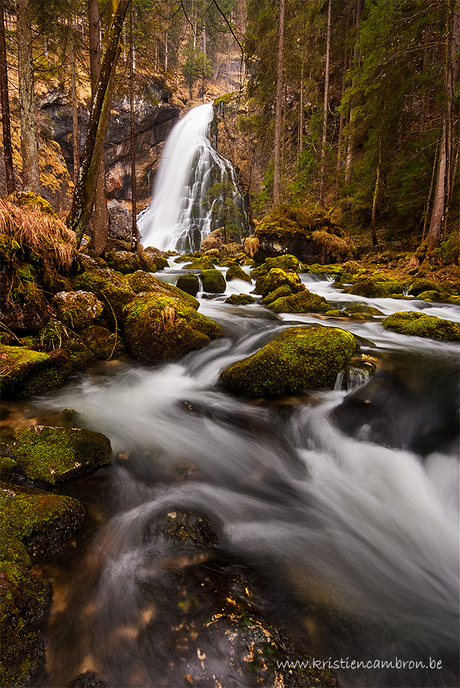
[138, 103, 246, 253]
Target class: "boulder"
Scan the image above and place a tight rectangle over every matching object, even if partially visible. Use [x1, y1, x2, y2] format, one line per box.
[0, 280, 52, 332]
[267, 289, 329, 314]
[79, 324, 125, 359]
[225, 264, 251, 282]
[104, 249, 165, 274]
[382, 311, 460, 341]
[261, 268, 302, 297]
[219, 242, 244, 260]
[122, 293, 224, 362]
[200, 268, 226, 293]
[200, 227, 239, 252]
[346, 277, 405, 298]
[225, 294, 256, 305]
[0, 346, 51, 398]
[52, 290, 104, 330]
[124, 270, 199, 308]
[8, 426, 112, 485]
[107, 200, 133, 241]
[176, 273, 200, 296]
[74, 267, 136, 319]
[220, 326, 358, 396]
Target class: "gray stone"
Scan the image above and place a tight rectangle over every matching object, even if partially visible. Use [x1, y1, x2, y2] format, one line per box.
[107, 200, 133, 242]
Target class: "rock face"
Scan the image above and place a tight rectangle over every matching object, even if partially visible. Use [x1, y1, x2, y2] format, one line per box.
[40, 90, 180, 207]
[220, 326, 358, 397]
[107, 200, 133, 241]
[382, 311, 460, 341]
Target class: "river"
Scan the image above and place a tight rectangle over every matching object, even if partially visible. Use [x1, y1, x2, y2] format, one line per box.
[26, 262, 459, 688]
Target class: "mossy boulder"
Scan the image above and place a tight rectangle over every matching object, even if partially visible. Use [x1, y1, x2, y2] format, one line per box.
[265, 254, 302, 272]
[345, 303, 384, 316]
[262, 268, 302, 297]
[124, 270, 199, 308]
[122, 294, 224, 363]
[225, 294, 256, 305]
[104, 249, 164, 275]
[347, 277, 405, 298]
[74, 267, 136, 319]
[220, 326, 358, 397]
[52, 290, 104, 330]
[382, 311, 460, 341]
[268, 289, 329, 314]
[183, 256, 217, 270]
[8, 426, 112, 485]
[0, 560, 52, 688]
[79, 324, 125, 359]
[261, 284, 293, 305]
[416, 290, 446, 302]
[225, 264, 252, 282]
[200, 268, 226, 293]
[142, 246, 168, 270]
[1, 278, 52, 332]
[408, 278, 441, 296]
[0, 346, 52, 398]
[176, 273, 200, 296]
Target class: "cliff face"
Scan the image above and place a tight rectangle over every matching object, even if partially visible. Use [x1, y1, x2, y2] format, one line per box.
[39, 90, 180, 212]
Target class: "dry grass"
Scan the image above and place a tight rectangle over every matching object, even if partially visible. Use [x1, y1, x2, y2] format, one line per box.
[312, 230, 354, 262]
[0, 198, 76, 272]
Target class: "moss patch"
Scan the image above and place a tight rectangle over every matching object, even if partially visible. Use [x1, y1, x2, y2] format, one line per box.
[262, 268, 302, 297]
[382, 311, 460, 341]
[124, 270, 199, 309]
[74, 267, 136, 319]
[268, 289, 329, 314]
[220, 326, 358, 397]
[200, 268, 226, 293]
[9, 426, 111, 485]
[176, 273, 200, 296]
[225, 294, 256, 305]
[0, 346, 51, 398]
[226, 265, 252, 283]
[52, 290, 104, 330]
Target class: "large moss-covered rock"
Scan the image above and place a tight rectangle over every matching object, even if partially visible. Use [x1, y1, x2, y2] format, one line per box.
[382, 311, 460, 341]
[122, 294, 224, 363]
[225, 264, 251, 282]
[261, 284, 293, 305]
[0, 561, 52, 688]
[268, 288, 329, 314]
[225, 294, 256, 305]
[8, 426, 112, 485]
[176, 273, 200, 296]
[408, 278, 441, 296]
[220, 326, 358, 396]
[265, 254, 302, 272]
[347, 277, 405, 298]
[183, 256, 217, 270]
[200, 268, 226, 293]
[79, 324, 125, 359]
[52, 290, 104, 330]
[1, 278, 52, 332]
[74, 267, 136, 319]
[104, 249, 164, 274]
[261, 268, 302, 297]
[124, 270, 199, 308]
[0, 345, 51, 398]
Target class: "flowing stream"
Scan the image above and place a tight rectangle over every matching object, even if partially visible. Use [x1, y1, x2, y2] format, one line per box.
[28, 264, 460, 688]
[137, 104, 246, 253]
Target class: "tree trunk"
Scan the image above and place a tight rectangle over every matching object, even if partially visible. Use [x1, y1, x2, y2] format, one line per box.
[0, 0, 15, 193]
[320, 0, 332, 204]
[67, 0, 130, 245]
[345, 0, 361, 184]
[427, 119, 447, 252]
[299, 62, 304, 157]
[17, 0, 40, 193]
[337, 14, 349, 173]
[69, 18, 79, 184]
[87, 0, 110, 255]
[273, 0, 285, 206]
[129, 2, 139, 250]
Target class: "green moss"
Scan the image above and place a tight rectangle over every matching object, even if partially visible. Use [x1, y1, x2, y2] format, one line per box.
[265, 254, 302, 271]
[416, 290, 445, 302]
[226, 265, 252, 282]
[123, 293, 224, 363]
[124, 270, 199, 309]
[0, 345, 51, 398]
[382, 311, 460, 341]
[347, 277, 405, 298]
[268, 289, 329, 314]
[261, 284, 293, 305]
[408, 278, 442, 296]
[346, 303, 383, 316]
[74, 267, 136, 319]
[200, 268, 226, 293]
[7, 191, 57, 218]
[220, 326, 358, 397]
[176, 273, 200, 296]
[225, 294, 256, 305]
[183, 256, 217, 270]
[262, 268, 302, 297]
[9, 426, 112, 485]
[79, 325, 125, 359]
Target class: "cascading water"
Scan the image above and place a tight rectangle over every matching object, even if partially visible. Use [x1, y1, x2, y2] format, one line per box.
[30, 263, 460, 688]
[137, 103, 247, 253]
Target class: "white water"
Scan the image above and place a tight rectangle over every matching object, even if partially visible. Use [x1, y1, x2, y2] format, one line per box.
[37, 265, 459, 688]
[138, 104, 246, 253]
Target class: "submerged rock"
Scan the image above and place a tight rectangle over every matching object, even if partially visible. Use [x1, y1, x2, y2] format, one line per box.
[382, 311, 460, 341]
[220, 326, 358, 397]
[8, 426, 112, 485]
[122, 293, 224, 363]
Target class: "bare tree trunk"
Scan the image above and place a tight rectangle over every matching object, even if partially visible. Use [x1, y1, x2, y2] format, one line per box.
[427, 120, 446, 252]
[129, 2, 140, 250]
[17, 0, 40, 193]
[299, 61, 304, 158]
[69, 18, 79, 184]
[320, 0, 332, 204]
[337, 14, 349, 173]
[345, 0, 361, 184]
[88, 0, 110, 255]
[0, 0, 15, 193]
[67, 0, 130, 245]
[273, 0, 285, 206]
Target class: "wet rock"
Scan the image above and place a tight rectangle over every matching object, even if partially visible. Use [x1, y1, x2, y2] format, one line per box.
[184, 256, 218, 270]
[79, 324, 125, 359]
[345, 303, 384, 316]
[416, 290, 446, 302]
[158, 511, 218, 548]
[261, 284, 294, 305]
[346, 277, 405, 298]
[142, 245, 169, 270]
[176, 273, 200, 296]
[408, 278, 441, 296]
[0, 346, 52, 398]
[225, 294, 256, 305]
[0, 481, 85, 560]
[74, 266, 136, 320]
[268, 288, 329, 314]
[382, 311, 460, 341]
[226, 264, 251, 283]
[0, 561, 52, 688]
[220, 326, 358, 397]
[200, 268, 226, 293]
[262, 268, 302, 297]
[52, 290, 104, 330]
[122, 293, 224, 363]
[124, 270, 199, 308]
[8, 426, 112, 485]
[66, 671, 110, 688]
[107, 199, 133, 242]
